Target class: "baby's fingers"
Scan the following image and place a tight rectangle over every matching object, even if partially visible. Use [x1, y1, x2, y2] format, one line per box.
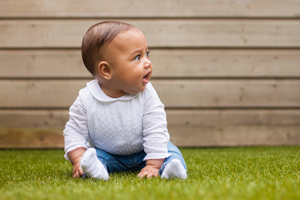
[137, 171, 147, 179]
[78, 166, 84, 176]
[138, 170, 158, 179]
[73, 170, 79, 178]
[146, 171, 158, 178]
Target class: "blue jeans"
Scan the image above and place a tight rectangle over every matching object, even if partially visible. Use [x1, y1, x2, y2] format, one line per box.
[93, 141, 187, 175]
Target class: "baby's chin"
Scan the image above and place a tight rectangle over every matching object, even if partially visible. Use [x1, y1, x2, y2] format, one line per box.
[128, 87, 147, 95]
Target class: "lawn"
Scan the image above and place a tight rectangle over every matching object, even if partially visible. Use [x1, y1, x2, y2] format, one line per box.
[1, 146, 300, 200]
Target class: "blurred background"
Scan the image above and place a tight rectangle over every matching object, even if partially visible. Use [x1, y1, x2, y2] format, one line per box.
[0, 0, 299, 148]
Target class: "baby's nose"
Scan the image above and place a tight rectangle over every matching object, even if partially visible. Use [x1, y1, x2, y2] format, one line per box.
[144, 60, 151, 68]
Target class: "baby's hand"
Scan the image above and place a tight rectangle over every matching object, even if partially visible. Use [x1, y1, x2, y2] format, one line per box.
[137, 159, 164, 179]
[72, 157, 84, 178]
[137, 165, 160, 179]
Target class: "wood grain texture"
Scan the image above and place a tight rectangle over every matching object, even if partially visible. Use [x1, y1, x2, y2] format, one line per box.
[1, 49, 300, 78]
[1, 126, 299, 148]
[1, 0, 300, 18]
[1, 109, 299, 148]
[1, 109, 299, 128]
[1, 20, 300, 48]
[0, 110, 68, 128]
[0, 50, 91, 78]
[153, 80, 300, 108]
[1, 0, 299, 149]
[0, 128, 64, 148]
[169, 126, 300, 147]
[0, 80, 299, 108]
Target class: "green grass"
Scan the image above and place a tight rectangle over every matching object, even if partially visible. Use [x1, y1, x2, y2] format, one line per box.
[1, 146, 300, 200]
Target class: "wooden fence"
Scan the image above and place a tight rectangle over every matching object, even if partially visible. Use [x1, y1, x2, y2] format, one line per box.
[0, 0, 299, 148]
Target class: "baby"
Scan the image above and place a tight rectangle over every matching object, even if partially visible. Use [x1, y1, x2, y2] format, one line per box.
[63, 21, 187, 180]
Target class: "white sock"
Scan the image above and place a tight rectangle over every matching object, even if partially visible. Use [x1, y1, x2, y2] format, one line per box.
[161, 159, 187, 179]
[80, 148, 109, 181]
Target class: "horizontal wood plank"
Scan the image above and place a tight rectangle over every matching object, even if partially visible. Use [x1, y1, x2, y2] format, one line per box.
[1, 49, 300, 78]
[1, 109, 299, 128]
[0, 50, 91, 78]
[0, 80, 299, 108]
[1, 109, 300, 148]
[0, 128, 64, 148]
[1, 126, 299, 148]
[169, 125, 300, 147]
[1, 20, 300, 48]
[166, 109, 300, 127]
[1, 0, 300, 18]
[154, 80, 300, 108]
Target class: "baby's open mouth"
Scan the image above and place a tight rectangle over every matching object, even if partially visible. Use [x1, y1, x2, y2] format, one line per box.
[142, 72, 151, 84]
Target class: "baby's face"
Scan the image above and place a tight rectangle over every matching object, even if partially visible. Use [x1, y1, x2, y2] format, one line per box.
[104, 29, 152, 97]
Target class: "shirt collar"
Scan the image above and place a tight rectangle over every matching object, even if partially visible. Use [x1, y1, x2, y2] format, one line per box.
[86, 79, 138, 102]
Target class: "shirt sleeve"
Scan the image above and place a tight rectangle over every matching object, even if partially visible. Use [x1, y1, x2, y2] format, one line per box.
[63, 95, 89, 160]
[142, 83, 171, 161]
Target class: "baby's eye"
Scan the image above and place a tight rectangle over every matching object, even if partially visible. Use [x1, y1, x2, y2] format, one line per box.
[134, 55, 140, 61]
[146, 51, 150, 58]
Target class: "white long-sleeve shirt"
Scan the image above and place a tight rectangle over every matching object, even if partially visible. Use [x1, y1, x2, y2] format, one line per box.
[63, 79, 170, 161]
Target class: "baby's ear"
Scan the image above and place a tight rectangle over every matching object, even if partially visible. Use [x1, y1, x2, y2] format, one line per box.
[98, 61, 112, 80]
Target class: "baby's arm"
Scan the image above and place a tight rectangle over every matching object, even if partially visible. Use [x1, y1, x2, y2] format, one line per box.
[138, 83, 170, 178]
[67, 147, 86, 178]
[141, 83, 171, 178]
[138, 159, 164, 178]
[64, 95, 89, 178]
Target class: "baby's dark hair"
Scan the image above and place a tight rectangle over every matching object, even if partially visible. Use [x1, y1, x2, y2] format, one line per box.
[81, 21, 135, 75]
